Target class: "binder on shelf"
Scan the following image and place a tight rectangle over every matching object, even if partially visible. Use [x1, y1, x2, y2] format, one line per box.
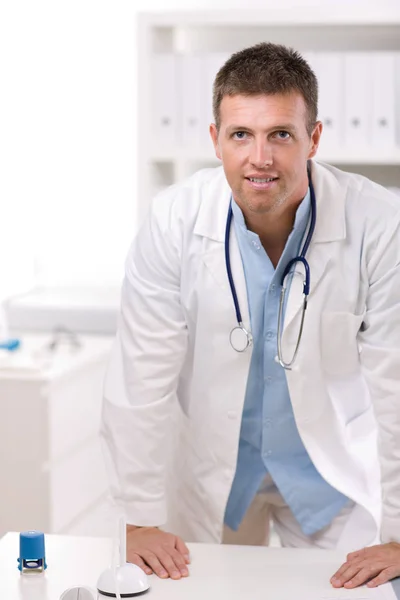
[371, 53, 397, 149]
[344, 53, 371, 148]
[203, 52, 231, 143]
[151, 54, 178, 147]
[177, 54, 206, 147]
[314, 53, 345, 154]
[301, 51, 319, 87]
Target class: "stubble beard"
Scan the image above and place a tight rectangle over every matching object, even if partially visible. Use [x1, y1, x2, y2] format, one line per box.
[235, 179, 290, 216]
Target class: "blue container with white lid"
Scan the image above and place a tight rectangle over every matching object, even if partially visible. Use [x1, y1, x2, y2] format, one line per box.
[17, 530, 47, 573]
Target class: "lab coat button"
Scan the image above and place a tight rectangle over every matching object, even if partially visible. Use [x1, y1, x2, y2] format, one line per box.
[227, 411, 237, 420]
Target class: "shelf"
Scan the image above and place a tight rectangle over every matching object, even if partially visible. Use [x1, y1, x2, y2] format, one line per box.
[138, 9, 400, 221]
[315, 151, 400, 166]
[139, 9, 400, 28]
[149, 147, 400, 167]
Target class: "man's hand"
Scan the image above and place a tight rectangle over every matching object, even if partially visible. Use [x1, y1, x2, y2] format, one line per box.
[331, 543, 400, 589]
[126, 525, 190, 580]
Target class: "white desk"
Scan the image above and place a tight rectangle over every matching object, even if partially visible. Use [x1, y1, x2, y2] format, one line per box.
[1, 532, 399, 600]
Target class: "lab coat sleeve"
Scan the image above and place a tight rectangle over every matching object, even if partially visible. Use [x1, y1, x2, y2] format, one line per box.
[100, 193, 188, 527]
[358, 214, 400, 543]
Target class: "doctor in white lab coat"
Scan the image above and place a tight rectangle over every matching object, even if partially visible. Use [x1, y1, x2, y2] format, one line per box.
[101, 42, 400, 589]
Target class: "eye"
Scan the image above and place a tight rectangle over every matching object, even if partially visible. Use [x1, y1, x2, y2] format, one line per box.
[232, 131, 248, 140]
[274, 131, 291, 140]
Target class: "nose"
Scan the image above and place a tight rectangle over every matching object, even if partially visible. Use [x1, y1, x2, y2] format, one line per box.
[249, 138, 273, 169]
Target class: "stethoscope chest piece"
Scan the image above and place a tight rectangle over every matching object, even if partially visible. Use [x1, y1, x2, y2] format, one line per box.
[230, 324, 253, 352]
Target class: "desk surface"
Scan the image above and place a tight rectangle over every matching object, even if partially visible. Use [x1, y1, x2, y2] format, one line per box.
[1, 533, 398, 600]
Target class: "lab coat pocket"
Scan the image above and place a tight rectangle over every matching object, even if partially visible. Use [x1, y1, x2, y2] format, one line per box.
[320, 311, 364, 376]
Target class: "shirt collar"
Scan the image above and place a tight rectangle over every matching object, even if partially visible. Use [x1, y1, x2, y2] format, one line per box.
[231, 188, 311, 236]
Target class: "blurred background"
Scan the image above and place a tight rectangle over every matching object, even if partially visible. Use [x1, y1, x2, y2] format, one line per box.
[0, 0, 399, 540]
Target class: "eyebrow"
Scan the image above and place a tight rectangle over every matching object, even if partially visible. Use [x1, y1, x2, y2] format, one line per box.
[226, 124, 298, 135]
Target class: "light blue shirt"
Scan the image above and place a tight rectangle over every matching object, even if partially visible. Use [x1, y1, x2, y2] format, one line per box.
[224, 190, 350, 536]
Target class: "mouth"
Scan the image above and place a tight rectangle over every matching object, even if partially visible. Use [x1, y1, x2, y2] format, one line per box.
[245, 176, 279, 190]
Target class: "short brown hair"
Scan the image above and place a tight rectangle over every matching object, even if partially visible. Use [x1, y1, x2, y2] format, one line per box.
[213, 42, 318, 136]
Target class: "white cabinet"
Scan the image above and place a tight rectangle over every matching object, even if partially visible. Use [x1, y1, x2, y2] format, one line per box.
[0, 332, 114, 537]
[5, 286, 120, 335]
[137, 8, 400, 224]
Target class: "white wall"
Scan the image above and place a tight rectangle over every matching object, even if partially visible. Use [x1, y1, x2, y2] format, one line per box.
[0, 0, 399, 297]
[0, 1, 137, 293]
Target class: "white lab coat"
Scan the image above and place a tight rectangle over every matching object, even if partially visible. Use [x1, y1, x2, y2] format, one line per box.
[101, 160, 400, 545]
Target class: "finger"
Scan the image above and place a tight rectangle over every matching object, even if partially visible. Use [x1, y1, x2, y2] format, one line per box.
[331, 563, 363, 587]
[176, 537, 191, 564]
[169, 548, 189, 576]
[331, 563, 355, 584]
[347, 546, 379, 562]
[346, 550, 362, 561]
[141, 551, 169, 579]
[367, 566, 400, 588]
[343, 566, 380, 589]
[129, 553, 153, 576]
[157, 548, 184, 580]
[331, 559, 360, 581]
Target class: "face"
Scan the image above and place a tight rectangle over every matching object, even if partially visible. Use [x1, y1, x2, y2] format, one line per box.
[210, 93, 322, 217]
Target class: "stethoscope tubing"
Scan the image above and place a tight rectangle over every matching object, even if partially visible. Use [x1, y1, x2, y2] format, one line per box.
[225, 164, 316, 365]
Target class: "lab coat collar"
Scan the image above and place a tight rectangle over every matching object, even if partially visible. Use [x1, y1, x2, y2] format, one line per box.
[283, 160, 347, 335]
[194, 160, 347, 339]
[309, 159, 346, 243]
[193, 160, 347, 244]
[193, 166, 231, 242]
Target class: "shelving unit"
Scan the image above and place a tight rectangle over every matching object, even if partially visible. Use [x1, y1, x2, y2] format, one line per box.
[137, 8, 400, 224]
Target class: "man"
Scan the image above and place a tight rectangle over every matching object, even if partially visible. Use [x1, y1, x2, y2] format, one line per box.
[101, 42, 400, 589]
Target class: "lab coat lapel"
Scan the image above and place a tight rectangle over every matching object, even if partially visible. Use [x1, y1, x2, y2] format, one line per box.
[200, 229, 251, 332]
[194, 167, 251, 333]
[283, 160, 347, 334]
[282, 244, 333, 332]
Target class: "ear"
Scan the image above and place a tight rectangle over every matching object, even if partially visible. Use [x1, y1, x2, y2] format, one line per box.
[209, 123, 221, 160]
[307, 121, 323, 159]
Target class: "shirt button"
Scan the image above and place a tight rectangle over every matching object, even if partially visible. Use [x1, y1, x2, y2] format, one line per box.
[266, 330, 274, 339]
[265, 376, 272, 384]
[264, 419, 272, 427]
[263, 450, 272, 458]
[252, 240, 261, 250]
[227, 411, 237, 420]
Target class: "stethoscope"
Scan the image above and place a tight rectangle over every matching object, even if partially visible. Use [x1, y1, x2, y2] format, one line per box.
[225, 165, 316, 370]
